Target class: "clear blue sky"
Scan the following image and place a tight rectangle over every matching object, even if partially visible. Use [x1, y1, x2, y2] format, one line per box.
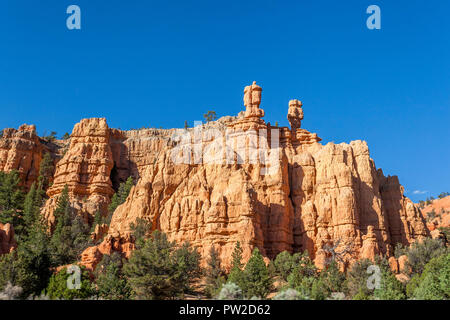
[0, 0, 448, 201]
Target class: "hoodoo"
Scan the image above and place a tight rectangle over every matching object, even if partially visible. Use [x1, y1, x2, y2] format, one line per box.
[0, 82, 429, 272]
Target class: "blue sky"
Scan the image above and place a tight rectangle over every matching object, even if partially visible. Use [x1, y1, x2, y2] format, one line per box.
[0, 0, 448, 201]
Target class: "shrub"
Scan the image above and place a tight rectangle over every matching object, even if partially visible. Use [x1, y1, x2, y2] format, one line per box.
[412, 253, 449, 300]
[344, 259, 373, 298]
[0, 282, 23, 300]
[217, 283, 243, 300]
[273, 288, 304, 300]
[123, 230, 201, 299]
[95, 253, 131, 300]
[45, 266, 95, 300]
[404, 238, 447, 275]
[273, 251, 302, 281]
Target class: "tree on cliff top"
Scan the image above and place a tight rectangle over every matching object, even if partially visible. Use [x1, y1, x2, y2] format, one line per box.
[203, 111, 217, 123]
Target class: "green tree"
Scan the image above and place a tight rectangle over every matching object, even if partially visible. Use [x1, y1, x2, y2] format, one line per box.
[108, 177, 134, 216]
[184, 121, 189, 129]
[404, 238, 447, 275]
[123, 230, 200, 299]
[373, 261, 405, 300]
[319, 261, 346, 294]
[62, 133, 70, 140]
[130, 217, 152, 248]
[38, 152, 53, 192]
[95, 253, 131, 300]
[204, 246, 226, 298]
[412, 253, 450, 300]
[240, 248, 273, 299]
[273, 251, 302, 281]
[203, 111, 217, 123]
[227, 241, 244, 287]
[344, 259, 374, 299]
[49, 185, 91, 266]
[0, 170, 24, 226]
[45, 265, 95, 300]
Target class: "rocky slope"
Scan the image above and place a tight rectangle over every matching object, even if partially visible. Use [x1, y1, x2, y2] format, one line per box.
[421, 196, 450, 238]
[0, 82, 430, 271]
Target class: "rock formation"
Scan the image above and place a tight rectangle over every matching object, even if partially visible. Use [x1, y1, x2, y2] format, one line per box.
[243, 81, 265, 119]
[287, 99, 304, 130]
[0, 124, 45, 189]
[41, 118, 115, 226]
[0, 223, 17, 255]
[420, 196, 450, 241]
[0, 82, 431, 271]
[77, 82, 429, 271]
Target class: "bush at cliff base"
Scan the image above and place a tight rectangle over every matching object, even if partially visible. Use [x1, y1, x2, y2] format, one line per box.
[45, 266, 95, 300]
[411, 253, 450, 299]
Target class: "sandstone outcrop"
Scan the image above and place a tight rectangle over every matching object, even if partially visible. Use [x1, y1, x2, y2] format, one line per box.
[77, 82, 429, 271]
[0, 124, 45, 189]
[0, 223, 17, 255]
[287, 99, 304, 130]
[0, 83, 430, 271]
[41, 118, 115, 226]
[421, 196, 450, 239]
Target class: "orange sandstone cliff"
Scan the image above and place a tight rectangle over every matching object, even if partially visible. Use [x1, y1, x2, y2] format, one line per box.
[0, 82, 430, 271]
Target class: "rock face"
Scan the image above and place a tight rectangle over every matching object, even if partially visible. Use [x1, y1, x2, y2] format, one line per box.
[421, 196, 450, 241]
[0, 83, 429, 270]
[77, 82, 429, 270]
[287, 99, 304, 130]
[41, 118, 115, 226]
[0, 223, 17, 255]
[0, 124, 45, 189]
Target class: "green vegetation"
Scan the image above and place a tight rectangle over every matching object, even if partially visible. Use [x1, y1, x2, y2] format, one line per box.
[203, 111, 217, 123]
[45, 265, 95, 300]
[0, 160, 448, 300]
[123, 230, 201, 299]
[204, 246, 226, 298]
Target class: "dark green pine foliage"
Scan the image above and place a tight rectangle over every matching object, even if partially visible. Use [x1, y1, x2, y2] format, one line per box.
[38, 152, 53, 192]
[204, 246, 226, 298]
[227, 241, 244, 287]
[95, 252, 131, 300]
[0, 186, 51, 297]
[108, 177, 134, 214]
[123, 230, 201, 300]
[49, 185, 91, 266]
[0, 170, 25, 226]
[45, 265, 96, 300]
[240, 248, 273, 299]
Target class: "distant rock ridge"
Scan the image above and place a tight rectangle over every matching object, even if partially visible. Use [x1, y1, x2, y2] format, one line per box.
[0, 82, 430, 271]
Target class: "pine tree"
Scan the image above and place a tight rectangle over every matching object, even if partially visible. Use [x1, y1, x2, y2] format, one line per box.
[228, 241, 244, 287]
[123, 230, 200, 299]
[204, 246, 226, 297]
[95, 253, 131, 300]
[108, 177, 134, 215]
[49, 185, 91, 266]
[38, 152, 53, 192]
[240, 248, 273, 298]
[203, 111, 217, 123]
[0, 170, 24, 226]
